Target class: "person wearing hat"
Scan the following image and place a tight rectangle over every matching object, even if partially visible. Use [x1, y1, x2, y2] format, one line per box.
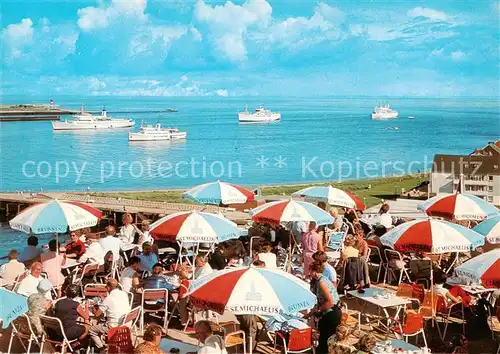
[27, 278, 54, 335]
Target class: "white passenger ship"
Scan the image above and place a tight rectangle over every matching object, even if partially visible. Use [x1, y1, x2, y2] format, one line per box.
[129, 122, 187, 141]
[238, 105, 281, 123]
[371, 104, 399, 120]
[52, 105, 135, 130]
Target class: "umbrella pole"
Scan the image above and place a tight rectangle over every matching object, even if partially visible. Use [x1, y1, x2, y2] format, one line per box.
[288, 230, 292, 273]
[431, 259, 435, 329]
[249, 336, 253, 354]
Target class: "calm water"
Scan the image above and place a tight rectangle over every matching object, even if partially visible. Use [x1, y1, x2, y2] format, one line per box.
[1, 96, 499, 259]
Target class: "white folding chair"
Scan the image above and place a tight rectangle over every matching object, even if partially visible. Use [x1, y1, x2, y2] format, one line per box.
[367, 245, 385, 283]
[383, 249, 411, 286]
[7, 314, 41, 354]
[39, 315, 82, 353]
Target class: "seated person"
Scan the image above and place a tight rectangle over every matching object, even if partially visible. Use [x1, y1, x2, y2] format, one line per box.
[26, 279, 54, 335]
[64, 231, 86, 259]
[341, 235, 359, 261]
[327, 325, 356, 354]
[208, 245, 226, 270]
[98, 226, 123, 262]
[134, 324, 164, 354]
[194, 255, 213, 279]
[40, 239, 65, 288]
[53, 284, 90, 341]
[79, 233, 105, 265]
[356, 333, 377, 354]
[312, 251, 337, 285]
[257, 242, 277, 268]
[120, 256, 142, 293]
[143, 263, 179, 292]
[434, 272, 462, 308]
[195, 320, 228, 354]
[18, 236, 43, 266]
[133, 220, 153, 251]
[0, 250, 26, 284]
[16, 262, 52, 299]
[89, 279, 131, 351]
[138, 242, 159, 272]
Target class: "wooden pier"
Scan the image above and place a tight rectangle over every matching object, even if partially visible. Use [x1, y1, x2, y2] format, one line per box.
[0, 192, 251, 226]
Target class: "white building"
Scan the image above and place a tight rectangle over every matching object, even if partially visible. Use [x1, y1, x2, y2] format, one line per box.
[431, 154, 500, 206]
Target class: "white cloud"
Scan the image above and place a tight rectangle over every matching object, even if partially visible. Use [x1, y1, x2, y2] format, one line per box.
[2, 18, 34, 57]
[77, 0, 147, 32]
[407, 7, 449, 21]
[190, 26, 202, 41]
[128, 25, 187, 56]
[215, 89, 229, 97]
[89, 77, 107, 90]
[430, 48, 444, 57]
[451, 50, 466, 61]
[195, 0, 272, 62]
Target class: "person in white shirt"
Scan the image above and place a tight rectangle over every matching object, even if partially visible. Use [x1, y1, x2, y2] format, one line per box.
[194, 255, 213, 279]
[0, 250, 26, 284]
[98, 226, 123, 262]
[119, 256, 141, 293]
[257, 243, 277, 268]
[79, 234, 105, 265]
[18, 236, 43, 265]
[16, 262, 52, 300]
[133, 220, 153, 251]
[195, 320, 228, 354]
[138, 242, 159, 272]
[377, 203, 393, 229]
[119, 213, 136, 244]
[89, 279, 131, 350]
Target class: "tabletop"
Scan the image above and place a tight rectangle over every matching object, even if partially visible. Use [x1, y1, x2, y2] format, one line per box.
[347, 288, 410, 308]
[375, 339, 420, 352]
[159, 338, 200, 354]
[120, 243, 137, 252]
[61, 259, 83, 269]
[446, 279, 494, 295]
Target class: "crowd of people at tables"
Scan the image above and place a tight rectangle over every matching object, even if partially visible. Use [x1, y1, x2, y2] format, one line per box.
[1, 206, 499, 354]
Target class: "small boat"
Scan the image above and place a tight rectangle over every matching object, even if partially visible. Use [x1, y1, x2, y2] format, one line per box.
[52, 105, 135, 130]
[238, 105, 281, 123]
[371, 104, 398, 120]
[386, 126, 400, 131]
[408, 116, 415, 119]
[129, 122, 187, 141]
[167, 108, 178, 112]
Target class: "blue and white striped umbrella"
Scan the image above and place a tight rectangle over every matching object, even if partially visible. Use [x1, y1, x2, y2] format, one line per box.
[474, 215, 500, 244]
[183, 181, 255, 205]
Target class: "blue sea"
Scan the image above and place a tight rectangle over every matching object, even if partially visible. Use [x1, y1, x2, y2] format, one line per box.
[0, 96, 499, 259]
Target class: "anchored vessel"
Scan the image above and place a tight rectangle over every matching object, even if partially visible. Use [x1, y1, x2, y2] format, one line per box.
[238, 105, 281, 123]
[128, 122, 187, 141]
[52, 105, 135, 130]
[371, 104, 399, 120]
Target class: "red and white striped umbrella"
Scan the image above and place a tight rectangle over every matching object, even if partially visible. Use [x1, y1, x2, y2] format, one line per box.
[149, 211, 241, 243]
[183, 181, 255, 205]
[455, 249, 500, 288]
[9, 200, 102, 234]
[418, 193, 499, 221]
[292, 185, 366, 210]
[249, 200, 334, 226]
[380, 219, 484, 254]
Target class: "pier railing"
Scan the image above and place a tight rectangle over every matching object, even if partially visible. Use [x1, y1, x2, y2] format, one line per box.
[60, 193, 225, 214]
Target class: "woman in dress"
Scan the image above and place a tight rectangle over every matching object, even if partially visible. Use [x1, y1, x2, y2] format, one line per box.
[26, 279, 53, 335]
[120, 213, 136, 244]
[301, 222, 323, 278]
[53, 284, 89, 340]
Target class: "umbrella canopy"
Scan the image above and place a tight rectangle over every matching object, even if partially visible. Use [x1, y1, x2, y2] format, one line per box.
[188, 266, 316, 316]
[418, 193, 499, 221]
[183, 181, 255, 205]
[292, 185, 366, 210]
[249, 200, 334, 227]
[0, 288, 28, 329]
[9, 200, 102, 234]
[380, 219, 484, 254]
[149, 211, 241, 243]
[473, 215, 500, 244]
[455, 249, 500, 288]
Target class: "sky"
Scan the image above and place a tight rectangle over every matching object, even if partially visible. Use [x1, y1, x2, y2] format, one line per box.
[1, 0, 499, 97]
